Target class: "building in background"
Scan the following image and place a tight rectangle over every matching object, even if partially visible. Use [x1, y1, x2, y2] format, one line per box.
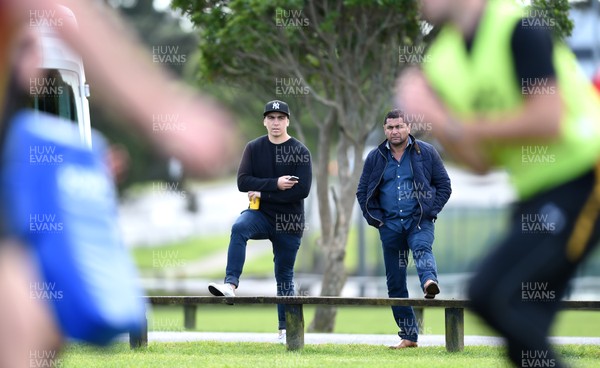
[568, 0, 600, 78]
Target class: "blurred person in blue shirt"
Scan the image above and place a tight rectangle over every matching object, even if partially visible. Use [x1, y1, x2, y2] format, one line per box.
[0, 1, 236, 366]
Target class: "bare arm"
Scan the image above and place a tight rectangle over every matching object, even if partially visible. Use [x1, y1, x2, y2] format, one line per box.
[8, 0, 238, 177]
[396, 67, 563, 174]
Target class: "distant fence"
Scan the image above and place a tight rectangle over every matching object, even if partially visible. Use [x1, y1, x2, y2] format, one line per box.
[298, 205, 600, 278]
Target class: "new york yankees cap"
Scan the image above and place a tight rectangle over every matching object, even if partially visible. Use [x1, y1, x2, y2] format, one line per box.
[263, 100, 290, 117]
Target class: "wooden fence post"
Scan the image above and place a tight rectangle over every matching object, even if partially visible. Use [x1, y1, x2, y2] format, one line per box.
[130, 310, 148, 349]
[413, 307, 424, 333]
[184, 305, 197, 330]
[444, 307, 464, 352]
[285, 304, 305, 351]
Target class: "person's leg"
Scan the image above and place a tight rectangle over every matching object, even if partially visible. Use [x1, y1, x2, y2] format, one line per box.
[407, 220, 438, 290]
[468, 169, 600, 368]
[271, 233, 302, 330]
[224, 210, 270, 288]
[379, 226, 418, 342]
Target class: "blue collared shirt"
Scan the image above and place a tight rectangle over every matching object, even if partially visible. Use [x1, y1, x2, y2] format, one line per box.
[379, 138, 418, 232]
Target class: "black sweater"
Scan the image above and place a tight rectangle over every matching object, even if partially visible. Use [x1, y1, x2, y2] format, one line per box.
[237, 135, 312, 233]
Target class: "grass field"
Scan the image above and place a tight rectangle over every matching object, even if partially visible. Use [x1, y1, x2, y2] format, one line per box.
[58, 342, 600, 368]
[131, 235, 229, 272]
[61, 279, 600, 367]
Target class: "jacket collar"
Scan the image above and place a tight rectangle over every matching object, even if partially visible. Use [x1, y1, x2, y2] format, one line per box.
[378, 134, 421, 155]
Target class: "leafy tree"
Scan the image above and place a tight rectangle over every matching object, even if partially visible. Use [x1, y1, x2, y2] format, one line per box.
[529, 0, 573, 40]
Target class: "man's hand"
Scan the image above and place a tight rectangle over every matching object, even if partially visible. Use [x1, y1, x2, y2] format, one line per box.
[11, 0, 238, 179]
[396, 67, 492, 173]
[277, 176, 298, 190]
[248, 191, 261, 200]
[396, 67, 451, 131]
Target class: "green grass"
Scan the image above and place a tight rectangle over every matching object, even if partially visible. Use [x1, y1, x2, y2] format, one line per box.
[131, 235, 229, 271]
[146, 305, 600, 337]
[58, 342, 600, 368]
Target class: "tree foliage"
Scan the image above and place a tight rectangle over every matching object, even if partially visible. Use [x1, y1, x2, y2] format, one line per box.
[530, 0, 573, 40]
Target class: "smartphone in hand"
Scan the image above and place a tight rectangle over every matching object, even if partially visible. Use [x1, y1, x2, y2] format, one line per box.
[289, 175, 299, 182]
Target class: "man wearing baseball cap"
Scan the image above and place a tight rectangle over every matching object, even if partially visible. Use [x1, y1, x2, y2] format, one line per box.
[209, 99, 312, 344]
[264, 99, 291, 117]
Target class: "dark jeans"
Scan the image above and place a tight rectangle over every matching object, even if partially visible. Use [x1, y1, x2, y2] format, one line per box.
[468, 168, 600, 368]
[224, 209, 302, 330]
[378, 219, 438, 342]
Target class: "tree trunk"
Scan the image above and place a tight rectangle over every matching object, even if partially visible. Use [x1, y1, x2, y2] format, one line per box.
[308, 131, 364, 332]
[308, 238, 347, 331]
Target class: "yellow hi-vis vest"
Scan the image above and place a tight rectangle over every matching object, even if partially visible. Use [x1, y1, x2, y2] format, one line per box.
[423, 0, 600, 199]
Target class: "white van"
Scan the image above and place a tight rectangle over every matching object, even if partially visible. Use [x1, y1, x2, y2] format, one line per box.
[30, 6, 92, 147]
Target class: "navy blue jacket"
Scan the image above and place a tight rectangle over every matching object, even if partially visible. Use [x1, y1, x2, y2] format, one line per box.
[356, 136, 451, 228]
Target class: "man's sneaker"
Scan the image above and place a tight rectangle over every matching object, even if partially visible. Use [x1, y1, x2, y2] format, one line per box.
[278, 329, 286, 345]
[424, 280, 440, 299]
[208, 283, 235, 297]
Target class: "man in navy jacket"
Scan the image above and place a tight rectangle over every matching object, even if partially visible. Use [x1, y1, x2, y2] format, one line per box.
[356, 109, 451, 349]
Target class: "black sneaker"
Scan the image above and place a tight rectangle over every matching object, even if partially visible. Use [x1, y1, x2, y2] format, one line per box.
[424, 280, 440, 299]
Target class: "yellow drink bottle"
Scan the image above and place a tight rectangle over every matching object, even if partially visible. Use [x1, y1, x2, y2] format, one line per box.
[249, 196, 260, 210]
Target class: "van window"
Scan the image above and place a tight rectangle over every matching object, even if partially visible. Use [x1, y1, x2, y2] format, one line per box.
[27, 69, 79, 123]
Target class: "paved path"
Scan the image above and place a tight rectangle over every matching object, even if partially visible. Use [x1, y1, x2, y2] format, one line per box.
[129, 332, 600, 347]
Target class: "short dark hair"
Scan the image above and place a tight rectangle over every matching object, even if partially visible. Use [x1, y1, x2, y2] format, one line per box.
[383, 109, 406, 125]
